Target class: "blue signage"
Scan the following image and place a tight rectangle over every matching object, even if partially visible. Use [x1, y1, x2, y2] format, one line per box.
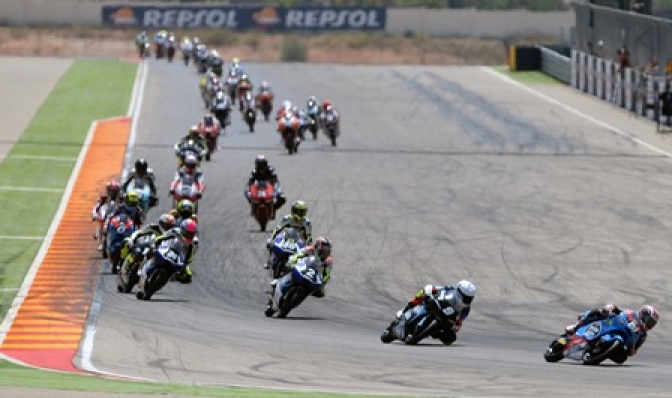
[102, 6, 386, 31]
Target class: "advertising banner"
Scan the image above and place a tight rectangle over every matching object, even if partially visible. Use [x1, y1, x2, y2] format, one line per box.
[102, 6, 386, 31]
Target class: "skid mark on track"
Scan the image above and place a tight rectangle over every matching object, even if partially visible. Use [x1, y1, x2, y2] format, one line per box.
[0, 117, 130, 371]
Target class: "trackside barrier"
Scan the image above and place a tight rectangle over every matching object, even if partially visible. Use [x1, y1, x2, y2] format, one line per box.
[538, 45, 571, 84]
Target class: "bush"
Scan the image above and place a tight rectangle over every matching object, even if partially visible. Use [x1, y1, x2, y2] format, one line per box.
[281, 36, 307, 62]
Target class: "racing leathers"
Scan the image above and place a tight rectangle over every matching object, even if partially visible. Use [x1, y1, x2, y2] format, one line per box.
[174, 134, 208, 163]
[119, 223, 163, 269]
[122, 167, 158, 206]
[140, 228, 198, 285]
[265, 215, 312, 267]
[275, 246, 333, 297]
[210, 91, 232, 126]
[170, 167, 206, 198]
[245, 165, 286, 213]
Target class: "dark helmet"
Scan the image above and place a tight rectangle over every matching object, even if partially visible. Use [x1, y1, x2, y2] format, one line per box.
[313, 237, 332, 262]
[177, 199, 195, 219]
[211, 57, 223, 76]
[639, 305, 660, 331]
[203, 113, 215, 126]
[179, 218, 198, 245]
[135, 158, 148, 175]
[106, 180, 121, 198]
[255, 154, 268, 171]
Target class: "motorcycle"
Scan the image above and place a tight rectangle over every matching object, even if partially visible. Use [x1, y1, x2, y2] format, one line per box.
[268, 227, 306, 279]
[380, 295, 459, 345]
[241, 92, 257, 133]
[166, 36, 176, 62]
[117, 232, 157, 293]
[265, 255, 323, 318]
[306, 101, 320, 140]
[200, 122, 220, 162]
[196, 48, 209, 74]
[92, 201, 110, 250]
[154, 42, 165, 59]
[237, 83, 253, 112]
[225, 71, 240, 105]
[278, 112, 300, 155]
[138, 42, 150, 59]
[175, 139, 205, 168]
[125, 178, 152, 213]
[171, 173, 202, 213]
[106, 214, 136, 274]
[544, 312, 638, 365]
[249, 180, 275, 232]
[322, 114, 339, 147]
[136, 237, 187, 301]
[256, 91, 274, 122]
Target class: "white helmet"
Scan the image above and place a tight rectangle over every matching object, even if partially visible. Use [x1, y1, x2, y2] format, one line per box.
[456, 280, 476, 305]
[282, 100, 292, 110]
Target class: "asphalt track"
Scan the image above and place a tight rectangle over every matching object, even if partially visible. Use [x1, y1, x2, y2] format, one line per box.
[60, 60, 672, 396]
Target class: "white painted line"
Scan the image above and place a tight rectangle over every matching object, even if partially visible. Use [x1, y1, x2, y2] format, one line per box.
[479, 66, 672, 158]
[0, 119, 97, 346]
[11, 155, 76, 162]
[81, 60, 147, 375]
[0, 186, 62, 193]
[0, 235, 44, 240]
[0, 288, 19, 292]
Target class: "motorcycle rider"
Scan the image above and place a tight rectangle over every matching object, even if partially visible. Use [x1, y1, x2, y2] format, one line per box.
[135, 30, 149, 58]
[228, 56, 244, 75]
[174, 125, 208, 165]
[265, 200, 312, 268]
[92, 180, 122, 250]
[180, 36, 193, 62]
[319, 100, 341, 137]
[275, 100, 293, 121]
[210, 90, 232, 127]
[564, 303, 659, 362]
[198, 113, 222, 136]
[244, 154, 286, 216]
[102, 190, 145, 257]
[291, 105, 309, 140]
[170, 154, 205, 201]
[122, 158, 158, 208]
[394, 280, 476, 345]
[119, 213, 176, 273]
[138, 219, 198, 294]
[269, 237, 333, 297]
[169, 198, 199, 225]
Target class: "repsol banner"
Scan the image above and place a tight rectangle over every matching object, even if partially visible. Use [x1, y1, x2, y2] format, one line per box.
[102, 6, 386, 31]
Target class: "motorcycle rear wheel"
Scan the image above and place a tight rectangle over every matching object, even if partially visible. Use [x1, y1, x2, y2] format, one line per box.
[582, 340, 622, 365]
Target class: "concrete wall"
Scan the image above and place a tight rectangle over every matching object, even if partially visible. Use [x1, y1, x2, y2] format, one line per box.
[0, 2, 574, 39]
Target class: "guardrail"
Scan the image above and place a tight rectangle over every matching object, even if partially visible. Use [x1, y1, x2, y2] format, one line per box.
[538, 45, 571, 84]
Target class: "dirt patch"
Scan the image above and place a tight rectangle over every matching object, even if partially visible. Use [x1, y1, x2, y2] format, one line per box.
[0, 26, 514, 65]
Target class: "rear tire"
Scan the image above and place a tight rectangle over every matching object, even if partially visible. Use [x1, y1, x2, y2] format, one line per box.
[582, 340, 622, 365]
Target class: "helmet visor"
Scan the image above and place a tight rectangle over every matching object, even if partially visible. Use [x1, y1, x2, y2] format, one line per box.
[293, 208, 307, 218]
[643, 315, 657, 330]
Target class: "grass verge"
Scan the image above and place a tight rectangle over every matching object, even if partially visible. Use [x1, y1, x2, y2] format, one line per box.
[493, 65, 563, 85]
[0, 58, 137, 319]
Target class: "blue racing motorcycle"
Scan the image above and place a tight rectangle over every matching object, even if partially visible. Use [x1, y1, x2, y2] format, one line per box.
[544, 311, 639, 365]
[268, 227, 306, 279]
[136, 237, 187, 301]
[265, 255, 323, 318]
[381, 294, 459, 345]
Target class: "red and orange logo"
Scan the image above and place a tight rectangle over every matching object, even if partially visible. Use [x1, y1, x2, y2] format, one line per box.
[110, 7, 137, 26]
[253, 7, 280, 28]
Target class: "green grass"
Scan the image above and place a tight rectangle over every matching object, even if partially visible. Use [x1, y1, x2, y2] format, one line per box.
[0, 359, 417, 397]
[0, 58, 137, 321]
[493, 65, 563, 85]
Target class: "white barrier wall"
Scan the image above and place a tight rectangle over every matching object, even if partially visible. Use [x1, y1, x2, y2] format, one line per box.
[0, 2, 573, 39]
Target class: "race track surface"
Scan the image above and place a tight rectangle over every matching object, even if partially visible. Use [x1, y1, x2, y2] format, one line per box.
[84, 60, 672, 397]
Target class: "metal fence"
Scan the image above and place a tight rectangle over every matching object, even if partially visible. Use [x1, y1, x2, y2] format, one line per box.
[539, 46, 571, 84]
[574, 2, 672, 69]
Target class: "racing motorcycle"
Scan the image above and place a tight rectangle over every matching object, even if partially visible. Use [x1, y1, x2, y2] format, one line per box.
[256, 91, 274, 122]
[305, 99, 320, 140]
[249, 180, 275, 232]
[544, 311, 639, 365]
[175, 139, 205, 168]
[322, 113, 339, 147]
[211, 90, 231, 131]
[241, 91, 257, 133]
[166, 35, 176, 63]
[125, 178, 152, 213]
[268, 227, 306, 279]
[381, 294, 459, 345]
[92, 201, 111, 250]
[195, 47, 209, 74]
[200, 120, 220, 162]
[170, 173, 203, 213]
[136, 237, 187, 301]
[265, 254, 323, 318]
[224, 70, 240, 105]
[106, 214, 136, 275]
[117, 232, 157, 294]
[278, 112, 300, 155]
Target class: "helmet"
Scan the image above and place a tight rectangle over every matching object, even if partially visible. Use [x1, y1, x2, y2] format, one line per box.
[639, 305, 659, 330]
[307, 96, 316, 105]
[179, 219, 198, 245]
[184, 154, 198, 171]
[193, 37, 200, 44]
[134, 158, 148, 175]
[255, 154, 268, 171]
[260, 80, 270, 90]
[177, 199, 195, 219]
[189, 125, 200, 136]
[158, 213, 176, 232]
[282, 100, 292, 110]
[291, 200, 308, 221]
[125, 190, 140, 207]
[232, 57, 240, 64]
[211, 57, 223, 75]
[322, 99, 332, 108]
[291, 105, 299, 115]
[456, 280, 476, 305]
[106, 180, 121, 198]
[203, 114, 215, 127]
[183, 36, 190, 41]
[313, 237, 332, 262]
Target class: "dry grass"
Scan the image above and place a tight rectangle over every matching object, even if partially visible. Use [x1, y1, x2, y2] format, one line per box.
[0, 26, 550, 65]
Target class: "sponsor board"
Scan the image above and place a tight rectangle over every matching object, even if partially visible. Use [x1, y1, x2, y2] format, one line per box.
[102, 6, 386, 31]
